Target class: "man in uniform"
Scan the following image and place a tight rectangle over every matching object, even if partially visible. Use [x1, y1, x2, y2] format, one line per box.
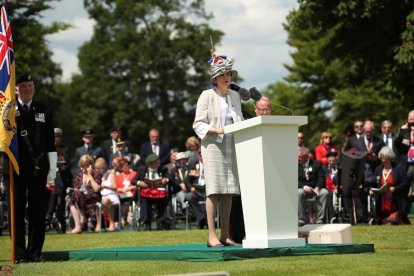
[4, 74, 57, 263]
[71, 129, 102, 177]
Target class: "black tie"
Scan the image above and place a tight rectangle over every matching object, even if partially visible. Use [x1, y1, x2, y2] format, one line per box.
[22, 104, 29, 113]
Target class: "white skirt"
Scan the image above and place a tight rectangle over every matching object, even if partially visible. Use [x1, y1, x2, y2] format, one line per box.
[202, 133, 240, 196]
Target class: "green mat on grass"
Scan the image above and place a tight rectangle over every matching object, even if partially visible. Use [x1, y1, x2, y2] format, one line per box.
[42, 243, 374, 262]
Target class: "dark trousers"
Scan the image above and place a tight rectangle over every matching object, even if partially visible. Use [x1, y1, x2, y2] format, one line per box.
[185, 191, 206, 221]
[229, 195, 245, 244]
[139, 196, 168, 228]
[342, 186, 364, 223]
[5, 172, 47, 260]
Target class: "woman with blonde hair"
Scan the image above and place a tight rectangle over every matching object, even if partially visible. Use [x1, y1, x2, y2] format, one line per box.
[95, 157, 119, 232]
[68, 154, 101, 233]
[315, 131, 339, 165]
[185, 136, 201, 167]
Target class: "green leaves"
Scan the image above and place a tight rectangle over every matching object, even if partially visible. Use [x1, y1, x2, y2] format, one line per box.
[65, 0, 221, 146]
[270, 0, 414, 146]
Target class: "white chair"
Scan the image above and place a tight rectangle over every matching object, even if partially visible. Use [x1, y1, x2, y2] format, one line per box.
[96, 198, 122, 232]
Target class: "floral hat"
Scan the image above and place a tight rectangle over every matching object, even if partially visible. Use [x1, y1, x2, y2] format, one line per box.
[208, 37, 237, 81]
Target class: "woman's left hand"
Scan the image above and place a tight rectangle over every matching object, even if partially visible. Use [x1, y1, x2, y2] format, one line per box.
[86, 165, 93, 176]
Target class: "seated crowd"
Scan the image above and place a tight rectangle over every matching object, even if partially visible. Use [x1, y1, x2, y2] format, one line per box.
[297, 112, 414, 226]
[49, 127, 207, 233]
[3, 111, 412, 236]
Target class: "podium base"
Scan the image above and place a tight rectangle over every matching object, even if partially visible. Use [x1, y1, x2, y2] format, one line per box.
[242, 237, 306, 248]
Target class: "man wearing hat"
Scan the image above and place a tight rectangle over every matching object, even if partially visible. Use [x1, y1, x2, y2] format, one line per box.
[3, 74, 57, 263]
[131, 153, 173, 230]
[109, 138, 140, 170]
[71, 129, 102, 177]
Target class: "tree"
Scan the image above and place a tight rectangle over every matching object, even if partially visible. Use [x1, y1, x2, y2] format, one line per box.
[268, 0, 414, 146]
[64, 0, 222, 149]
[8, 0, 68, 104]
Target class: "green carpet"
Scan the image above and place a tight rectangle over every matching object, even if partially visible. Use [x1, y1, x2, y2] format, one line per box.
[42, 243, 375, 262]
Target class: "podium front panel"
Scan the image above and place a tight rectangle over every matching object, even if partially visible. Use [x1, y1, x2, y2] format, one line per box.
[226, 116, 307, 248]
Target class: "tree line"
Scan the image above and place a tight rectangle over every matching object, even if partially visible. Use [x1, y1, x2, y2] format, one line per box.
[9, 0, 414, 151]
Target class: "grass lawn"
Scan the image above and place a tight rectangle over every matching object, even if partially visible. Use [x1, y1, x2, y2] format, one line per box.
[1, 223, 413, 275]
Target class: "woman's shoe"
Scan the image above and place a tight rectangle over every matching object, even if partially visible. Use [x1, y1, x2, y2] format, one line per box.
[207, 241, 224, 247]
[220, 238, 241, 246]
[67, 229, 82, 234]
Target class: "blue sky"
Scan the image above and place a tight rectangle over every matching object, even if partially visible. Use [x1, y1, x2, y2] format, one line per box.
[41, 0, 297, 90]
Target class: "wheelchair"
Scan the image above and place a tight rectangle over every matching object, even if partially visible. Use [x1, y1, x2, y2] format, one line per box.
[44, 184, 64, 234]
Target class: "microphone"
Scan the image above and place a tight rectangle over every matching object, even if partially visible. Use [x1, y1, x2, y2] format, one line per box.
[249, 87, 295, 116]
[249, 87, 262, 101]
[230, 83, 251, 101]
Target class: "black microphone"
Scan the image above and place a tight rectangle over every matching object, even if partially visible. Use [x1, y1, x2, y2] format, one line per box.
[249, 87, 262, 101]
[230, 83, 251, 101]
[249, 87, 295, 116]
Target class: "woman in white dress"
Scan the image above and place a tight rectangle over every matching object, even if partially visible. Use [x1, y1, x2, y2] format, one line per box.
[95, 157, 120, 232]
[193, 53, 244, 247]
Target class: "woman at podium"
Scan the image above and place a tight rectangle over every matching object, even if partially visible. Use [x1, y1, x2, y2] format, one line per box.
[193, 49, 244, 247]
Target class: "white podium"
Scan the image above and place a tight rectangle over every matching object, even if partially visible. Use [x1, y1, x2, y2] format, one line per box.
[224, 115, 308, 248]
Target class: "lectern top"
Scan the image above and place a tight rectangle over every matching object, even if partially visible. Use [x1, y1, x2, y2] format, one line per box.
[224, 115, 308, 134]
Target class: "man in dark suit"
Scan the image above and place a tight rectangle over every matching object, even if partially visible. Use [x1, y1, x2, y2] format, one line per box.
[394, 110, 414, 208]
[71, 129, 102, 177]
[298, 147, 328, 226]
[100, 126, 121, 165]
[344, 119, 364, 151]
[4, 74, 56, 263]
[139, 128, 170, 167]
[355, 120, 384, 172]
[380, 120, 396, 152]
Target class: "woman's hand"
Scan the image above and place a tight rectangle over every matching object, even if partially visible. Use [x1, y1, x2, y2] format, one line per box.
[161, 178, 169, 186]
[86, 165, 93, 176]
[209, 128, 224, 135]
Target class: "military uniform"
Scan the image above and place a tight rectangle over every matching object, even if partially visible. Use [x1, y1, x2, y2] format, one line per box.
[5, 75, 56, 262]
[5, 99, 55, 262]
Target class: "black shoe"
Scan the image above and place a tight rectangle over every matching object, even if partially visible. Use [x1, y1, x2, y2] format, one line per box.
[15, 259, 30, 264]
[31, 256, 45, 263]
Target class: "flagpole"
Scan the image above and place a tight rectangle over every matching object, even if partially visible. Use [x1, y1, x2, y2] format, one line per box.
[9, 162, 15, 264]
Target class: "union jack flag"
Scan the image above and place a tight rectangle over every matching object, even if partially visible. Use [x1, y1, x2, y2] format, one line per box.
[0, 1, 19, 174]
[208, 55, 227, 65]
